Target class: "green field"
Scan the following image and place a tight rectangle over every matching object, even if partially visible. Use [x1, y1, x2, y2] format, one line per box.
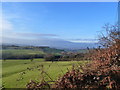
[2, 59, 88, 88]
[2, 49, 45, 54]
[1, 49, 45, 59]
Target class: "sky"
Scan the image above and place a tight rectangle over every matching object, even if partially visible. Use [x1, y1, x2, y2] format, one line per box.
[1, 2, 118, 48]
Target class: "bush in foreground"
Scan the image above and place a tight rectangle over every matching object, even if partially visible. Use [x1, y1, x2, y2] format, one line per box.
[26, 24, 120, 89]
[54, 24, 120, 89]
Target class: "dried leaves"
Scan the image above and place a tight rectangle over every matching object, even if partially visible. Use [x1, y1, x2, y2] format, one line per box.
[54, 24, 120, 89]
[26, 24, 120, 89]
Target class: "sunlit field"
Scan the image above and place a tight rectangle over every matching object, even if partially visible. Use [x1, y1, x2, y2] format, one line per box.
[2, 59, 88, 88]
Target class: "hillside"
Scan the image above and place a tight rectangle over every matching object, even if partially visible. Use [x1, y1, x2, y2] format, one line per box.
[1, 45, 65, 59]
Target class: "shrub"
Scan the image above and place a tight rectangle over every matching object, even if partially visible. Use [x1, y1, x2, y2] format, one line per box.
[44, 54, 61, 61]
[26, 24, 120, 89]
[54, 24, 120, 89]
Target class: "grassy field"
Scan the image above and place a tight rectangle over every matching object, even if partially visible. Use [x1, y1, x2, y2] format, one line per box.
[2, 49, 44, 54]
[2, 59, 88, 88]
[1, 49, 46, 60]
[2, 49, 45, 57]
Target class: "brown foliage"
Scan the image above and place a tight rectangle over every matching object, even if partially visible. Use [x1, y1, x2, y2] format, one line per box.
[26, 24, 120, 89]
[54, 24, 120, 89]
[26, 80, 50, 89]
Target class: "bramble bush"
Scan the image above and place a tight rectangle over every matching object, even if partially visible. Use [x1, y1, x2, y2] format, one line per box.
[54, 24, 120, 89]
[26, 24, 120, 89]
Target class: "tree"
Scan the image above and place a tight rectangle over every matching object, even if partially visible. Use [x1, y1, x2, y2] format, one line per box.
[98, 24, 120, 48]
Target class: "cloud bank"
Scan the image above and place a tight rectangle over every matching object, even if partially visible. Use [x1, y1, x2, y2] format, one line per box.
[69, 39, 98, 43]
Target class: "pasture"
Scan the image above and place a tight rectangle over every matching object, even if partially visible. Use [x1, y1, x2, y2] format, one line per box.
[2, 59, 88, 88]
[1, 49, 45, 59]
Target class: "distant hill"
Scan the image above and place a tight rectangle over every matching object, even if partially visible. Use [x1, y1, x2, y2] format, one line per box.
[2, 37, 99, 50]
[1, 45, 65, 59]
[2, 44, 65, 54]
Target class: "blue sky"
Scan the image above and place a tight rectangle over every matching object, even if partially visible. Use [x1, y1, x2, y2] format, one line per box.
[1, 2, 118, 45]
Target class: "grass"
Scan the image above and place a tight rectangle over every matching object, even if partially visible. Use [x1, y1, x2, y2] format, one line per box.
[2, 59, 88, 88]
[2, 49, 45, 54]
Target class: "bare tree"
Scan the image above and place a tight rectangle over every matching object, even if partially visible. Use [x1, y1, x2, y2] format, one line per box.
[98, 24, 120, 48]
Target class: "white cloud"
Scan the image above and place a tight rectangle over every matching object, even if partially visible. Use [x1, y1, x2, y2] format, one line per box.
[2, 32, 58, 40]
[0, 16, 14, 39]
[0, 18, 58, 41]
[68, 39, 98, 43]
[1, 14, 57, 40]
[1, 18, 13, 31]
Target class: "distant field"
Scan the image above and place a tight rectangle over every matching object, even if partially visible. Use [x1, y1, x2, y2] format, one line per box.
[2, 59, 88, 88]
[2, 49, 45, 55]
[1, 49, 45, 59]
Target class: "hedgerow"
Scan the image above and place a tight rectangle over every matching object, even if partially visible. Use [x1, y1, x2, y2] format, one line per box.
[26, 24, 120, 89]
